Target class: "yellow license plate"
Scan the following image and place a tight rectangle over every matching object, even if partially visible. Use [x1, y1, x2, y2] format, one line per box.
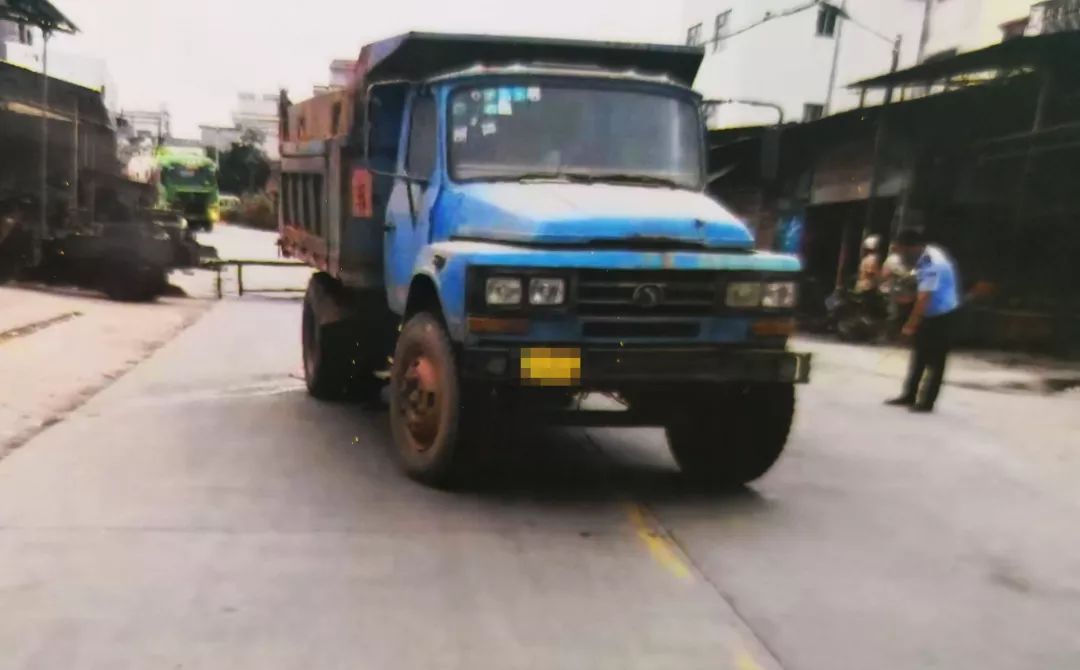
[520, 347, 581, 387]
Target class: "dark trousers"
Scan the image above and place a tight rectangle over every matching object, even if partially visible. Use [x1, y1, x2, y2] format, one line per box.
[902, 310, 956, 407]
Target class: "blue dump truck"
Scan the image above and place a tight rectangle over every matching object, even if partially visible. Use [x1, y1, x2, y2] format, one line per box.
[279, 33, 810, 487]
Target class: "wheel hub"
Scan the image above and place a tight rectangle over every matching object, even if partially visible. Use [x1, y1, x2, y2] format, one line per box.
[400, 354, 440, 450]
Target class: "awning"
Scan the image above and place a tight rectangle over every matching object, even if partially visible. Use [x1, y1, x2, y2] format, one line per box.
[0, 0, 78, 34]
[850, 32, 1080, 89]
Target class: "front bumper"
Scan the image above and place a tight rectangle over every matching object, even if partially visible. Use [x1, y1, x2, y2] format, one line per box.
[461, 346, 811, 386]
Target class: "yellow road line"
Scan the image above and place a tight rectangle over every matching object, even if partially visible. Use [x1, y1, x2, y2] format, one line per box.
[735, 649, 765, 670]
[626, 504, 692, 582]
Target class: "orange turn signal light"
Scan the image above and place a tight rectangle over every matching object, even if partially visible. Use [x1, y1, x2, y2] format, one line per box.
[467, 316, 529, 334]
[752, 318, 795, 337]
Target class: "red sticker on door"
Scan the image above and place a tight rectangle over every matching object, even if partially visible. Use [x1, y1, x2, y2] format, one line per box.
[352, 168, 373, 218]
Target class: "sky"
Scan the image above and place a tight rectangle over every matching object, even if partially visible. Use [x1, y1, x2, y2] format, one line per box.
[50, 0, 683, 138]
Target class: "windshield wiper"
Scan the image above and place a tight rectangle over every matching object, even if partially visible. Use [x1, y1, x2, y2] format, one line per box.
[511, 171, 576, 183]
[509, 172, 685, 189]
[571, 173, 685, 189]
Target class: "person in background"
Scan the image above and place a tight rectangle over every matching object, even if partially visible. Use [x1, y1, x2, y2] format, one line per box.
[854, 235, 881, 293]
[880, 242, 915, 337]
[885, 228, 961, 413]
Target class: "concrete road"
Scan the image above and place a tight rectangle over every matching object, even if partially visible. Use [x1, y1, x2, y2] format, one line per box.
[1, 227, 1078, 669]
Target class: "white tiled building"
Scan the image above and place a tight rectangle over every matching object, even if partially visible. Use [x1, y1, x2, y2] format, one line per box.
[232, 91, 280, 160]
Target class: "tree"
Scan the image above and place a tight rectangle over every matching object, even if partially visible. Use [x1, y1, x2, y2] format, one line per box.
[217, 128, 270, 194]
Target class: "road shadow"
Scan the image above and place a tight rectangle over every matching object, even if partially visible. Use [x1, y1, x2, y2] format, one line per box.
[5, 279, 198, 306]
[4, 280, 117, 303]
[339, 401, 769, 512]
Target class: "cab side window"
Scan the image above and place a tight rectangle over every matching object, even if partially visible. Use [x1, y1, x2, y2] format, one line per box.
[406, 93, 437, 180]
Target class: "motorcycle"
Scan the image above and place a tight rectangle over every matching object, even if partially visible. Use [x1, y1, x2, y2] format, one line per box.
[826, 288, 890, 342]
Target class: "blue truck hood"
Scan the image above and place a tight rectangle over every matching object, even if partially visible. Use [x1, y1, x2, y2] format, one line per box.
[442, 182, 754, 250]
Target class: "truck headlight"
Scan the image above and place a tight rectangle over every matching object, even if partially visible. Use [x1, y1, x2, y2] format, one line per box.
[762, 281, 798, 309]
[485, 277, 522, 305]
[528, 277, 566, 305]
[726, 281, 763, 308]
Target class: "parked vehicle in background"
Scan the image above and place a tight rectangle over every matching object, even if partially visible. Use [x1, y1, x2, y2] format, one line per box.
[218, 193, 242, 219]
[154, 146, 220, 231]
[279, 33, 811, 488]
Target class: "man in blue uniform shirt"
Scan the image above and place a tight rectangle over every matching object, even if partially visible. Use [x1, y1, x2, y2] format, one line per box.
[885, 228, 960, 413]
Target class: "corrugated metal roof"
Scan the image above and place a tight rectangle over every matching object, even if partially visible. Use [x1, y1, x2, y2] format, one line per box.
[850, 32, 1080, 89]
[0, 0, 77, 34]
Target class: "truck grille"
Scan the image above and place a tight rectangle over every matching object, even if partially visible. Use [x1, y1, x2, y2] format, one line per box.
[176, 193, 209, 216]
[577, 270, 718, 317]
[576, 270, 718, 341]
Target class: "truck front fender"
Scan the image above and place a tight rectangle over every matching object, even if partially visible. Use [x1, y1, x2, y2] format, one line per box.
[410, 250, 468, 341]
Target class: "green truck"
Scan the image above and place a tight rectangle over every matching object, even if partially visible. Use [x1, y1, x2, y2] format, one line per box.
[155, 146, 220, 231]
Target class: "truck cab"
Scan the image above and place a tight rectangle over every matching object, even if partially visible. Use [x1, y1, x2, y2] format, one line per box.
[279, 33, 810, 487]
[155, 147, 220, 232]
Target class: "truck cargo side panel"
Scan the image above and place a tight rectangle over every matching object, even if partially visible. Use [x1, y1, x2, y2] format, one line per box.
[338, 162, 390, 289]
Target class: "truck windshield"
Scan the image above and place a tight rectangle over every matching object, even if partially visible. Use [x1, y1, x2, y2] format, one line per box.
[448, 83, 703, 189]
[162, 165, 215, 188]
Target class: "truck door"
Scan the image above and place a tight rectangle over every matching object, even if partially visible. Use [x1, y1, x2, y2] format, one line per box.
[385, 89, 438, 314]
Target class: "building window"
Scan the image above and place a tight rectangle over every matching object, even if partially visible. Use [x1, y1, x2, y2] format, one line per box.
[712, 11, 731, 52]
[803, 103, 824, 122]
[816, 4, 840, 37]
[686, 23, 703, 47]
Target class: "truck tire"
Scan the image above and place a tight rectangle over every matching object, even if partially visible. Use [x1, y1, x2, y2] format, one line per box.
[302, 274, 383, 402]
[388, 311, 469, 486]
[665, 383, 795, 487]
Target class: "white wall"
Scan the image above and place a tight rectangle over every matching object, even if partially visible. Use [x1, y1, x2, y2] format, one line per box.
[683, 0, 926, 128]
[200, 125, 242, 152]
[921, 0, 983, 58]
[231, 92, 279, 159]
[234, 91, 278, 118]
[1, 40, 119, 113]
[923, 0, 1032, 56]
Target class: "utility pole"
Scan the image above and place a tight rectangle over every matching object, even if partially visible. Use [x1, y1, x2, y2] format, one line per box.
[884, 34, 901, 104]
[917, 0, 934, 64]
[861, 34, 903, 249]
[36, 28, 50, 265]
[823, 0, 847, 115]
[72, 100, 79, 225]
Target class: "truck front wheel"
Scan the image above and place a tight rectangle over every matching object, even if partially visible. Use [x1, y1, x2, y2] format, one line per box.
[389, 311, 468, 486]
[665, 383, 795, 487]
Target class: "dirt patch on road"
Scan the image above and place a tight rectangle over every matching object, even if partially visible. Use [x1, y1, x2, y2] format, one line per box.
[0, 288, 213, 460]
[0, 311, 83, 343]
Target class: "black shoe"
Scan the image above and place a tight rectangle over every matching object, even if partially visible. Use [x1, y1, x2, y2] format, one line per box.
[885, 396, 915, 406]
[909, 403, 934, 413]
